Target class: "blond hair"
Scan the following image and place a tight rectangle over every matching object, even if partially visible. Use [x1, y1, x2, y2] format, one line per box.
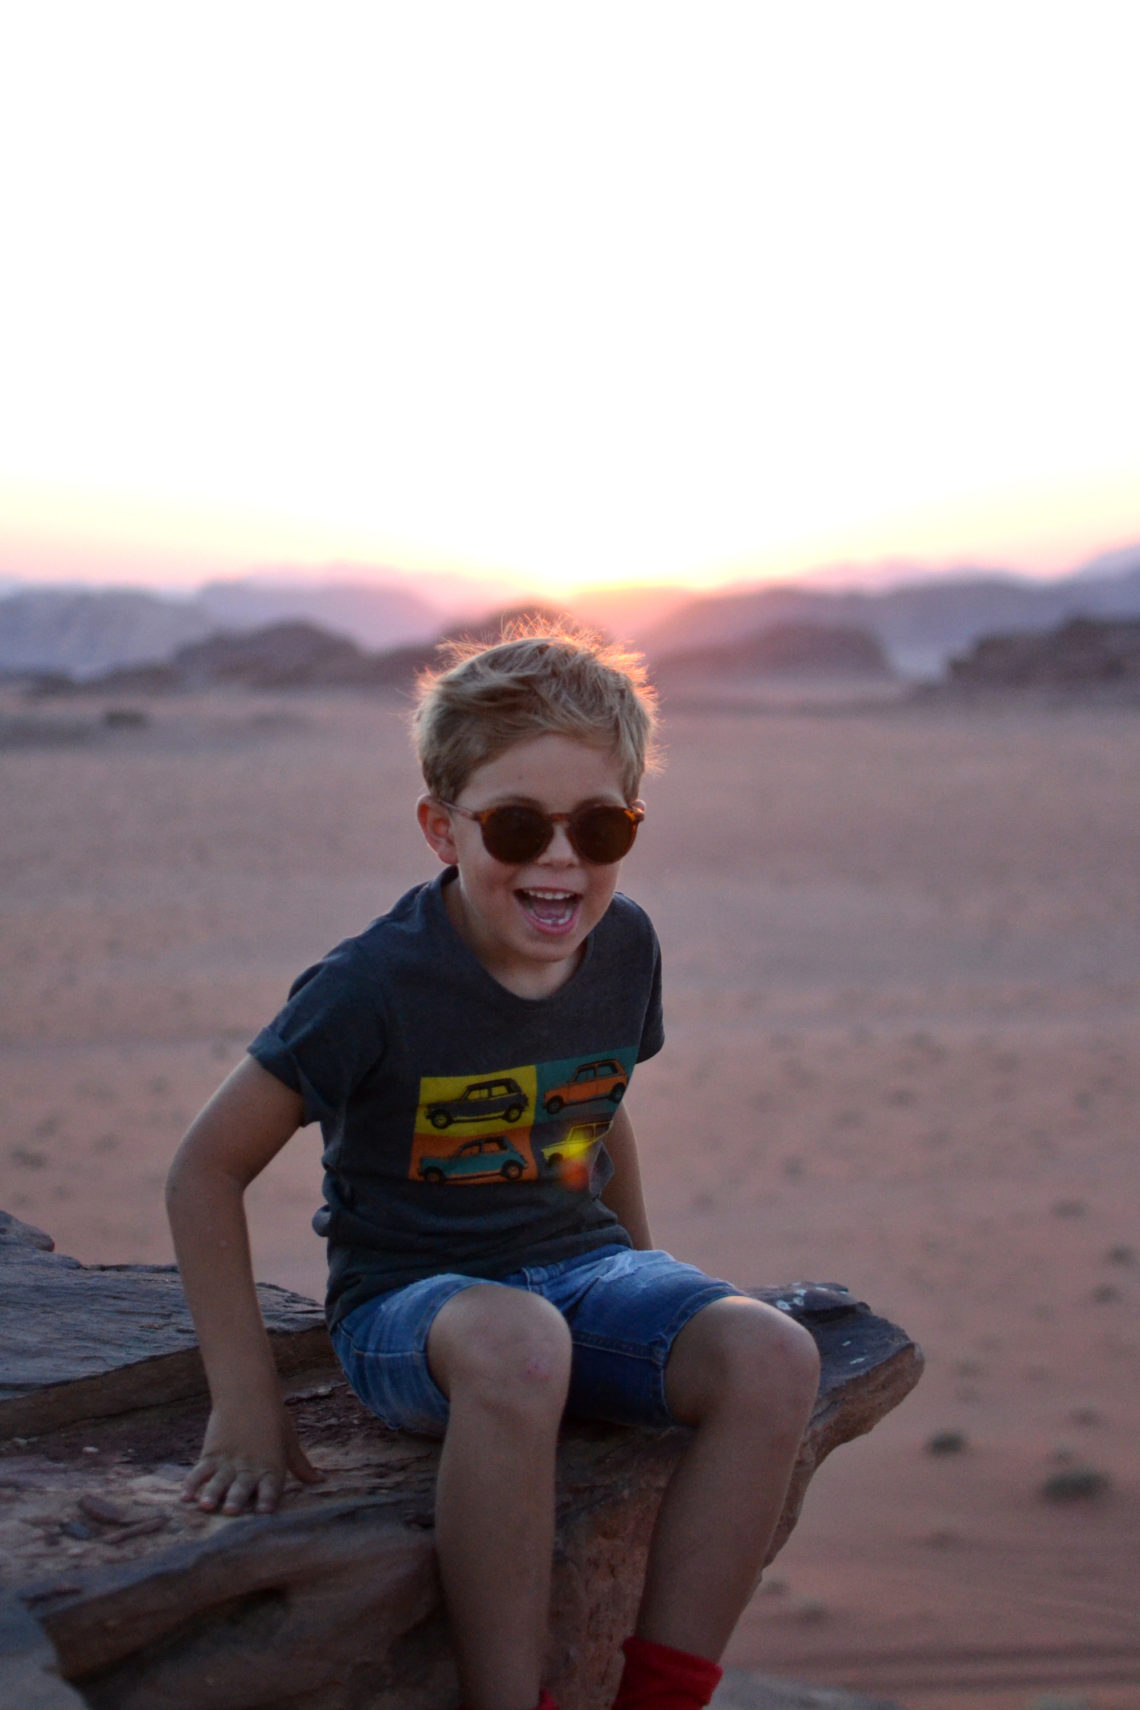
[412, 618, 659, 802]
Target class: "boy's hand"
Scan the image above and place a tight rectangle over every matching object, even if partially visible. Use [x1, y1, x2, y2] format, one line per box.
[182, 1402, 324, 1516]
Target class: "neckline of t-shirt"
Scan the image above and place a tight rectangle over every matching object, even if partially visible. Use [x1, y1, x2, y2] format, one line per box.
[432, 867, 598, 1005]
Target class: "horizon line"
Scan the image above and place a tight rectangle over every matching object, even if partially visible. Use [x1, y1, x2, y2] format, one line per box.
[3, 535, 1140, 609]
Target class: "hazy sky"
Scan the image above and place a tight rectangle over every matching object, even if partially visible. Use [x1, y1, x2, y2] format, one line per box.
[2, 2, 1138, 595]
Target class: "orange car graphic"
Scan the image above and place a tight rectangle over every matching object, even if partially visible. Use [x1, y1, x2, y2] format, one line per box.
[543, 1059, 627, 1115]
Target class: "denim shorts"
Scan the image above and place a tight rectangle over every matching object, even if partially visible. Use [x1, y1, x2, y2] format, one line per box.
[330, 1245, 739, 1436]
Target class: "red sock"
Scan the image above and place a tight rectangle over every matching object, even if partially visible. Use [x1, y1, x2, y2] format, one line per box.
[610, 1636, 723, 1710]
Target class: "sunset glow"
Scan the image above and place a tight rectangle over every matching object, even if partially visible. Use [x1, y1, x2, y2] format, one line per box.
[2, 3, 1138, 597]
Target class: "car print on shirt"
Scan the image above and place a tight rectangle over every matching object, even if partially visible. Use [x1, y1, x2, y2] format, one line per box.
[425, 1077, 529, 1128]
[418, 1135, 529, 1184]
[410, 1056, 635, 1186]
[540, 1116, 612, 1168]
[539, 1117, 613, 1193]
[543, 1059, 627, 1115]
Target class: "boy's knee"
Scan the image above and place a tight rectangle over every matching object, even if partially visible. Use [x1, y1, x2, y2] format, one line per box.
[667, 1297, 820, 1431]
[762, 1309, 822, 1424]
[430, 1286, 572, 1421]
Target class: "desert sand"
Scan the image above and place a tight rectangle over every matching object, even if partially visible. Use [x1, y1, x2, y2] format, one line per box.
[1, 687, 1138, 1710]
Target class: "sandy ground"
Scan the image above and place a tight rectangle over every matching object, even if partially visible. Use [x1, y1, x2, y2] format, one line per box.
[2, 687, 1138, 1710]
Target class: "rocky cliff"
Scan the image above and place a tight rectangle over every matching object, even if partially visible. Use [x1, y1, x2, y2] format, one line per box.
[947, 615, 1140, 690]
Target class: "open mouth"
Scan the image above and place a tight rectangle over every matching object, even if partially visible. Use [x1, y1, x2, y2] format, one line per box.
[516, 888, 581, 933]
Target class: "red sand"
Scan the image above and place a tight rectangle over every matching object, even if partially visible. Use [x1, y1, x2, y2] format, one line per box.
[2, 691, 1138, 1709]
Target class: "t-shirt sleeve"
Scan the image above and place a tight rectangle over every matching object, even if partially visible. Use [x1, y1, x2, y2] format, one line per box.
[636, 920, 665, 1062]
[248, 948, 387, 1126]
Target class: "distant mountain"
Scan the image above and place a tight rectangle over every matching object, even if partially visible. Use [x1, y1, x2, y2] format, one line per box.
[948, 615, 1140, 689]
[0, 588, 214, 677]
[50, 621, 406, 694]
[652, 622, 892, 687]
[204, 563, 538, 621]
[7, 542, 1140, 681]
[36, 606, 580, 697]
[640, 562, 1140, 677]
[156, 622, 377, 690]
[0, 578, 454, 680]
[196, 578, 442, 649]
[1069, 542, 1140, 581]
[52, 610, 894, 700]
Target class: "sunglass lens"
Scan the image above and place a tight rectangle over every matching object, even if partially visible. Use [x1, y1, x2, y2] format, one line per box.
[571, 806, 638, 863]
[480, 805, 551, 863]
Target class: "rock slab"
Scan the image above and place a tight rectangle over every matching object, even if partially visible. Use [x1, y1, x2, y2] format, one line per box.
[0, 1215, 922, 1710]
[0, 1211, 332, 1436]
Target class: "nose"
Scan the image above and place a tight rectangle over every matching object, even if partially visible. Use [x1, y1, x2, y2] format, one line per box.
[538, 818, 577, 862]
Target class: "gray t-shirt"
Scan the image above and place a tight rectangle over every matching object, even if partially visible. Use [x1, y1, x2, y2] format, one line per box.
[249, 869, 664, 1325]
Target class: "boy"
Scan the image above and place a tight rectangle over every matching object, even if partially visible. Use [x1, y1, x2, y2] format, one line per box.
[166, 625, 820, 1710]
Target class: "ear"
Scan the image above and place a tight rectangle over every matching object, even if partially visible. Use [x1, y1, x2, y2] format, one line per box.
[417, 794, 460, 866]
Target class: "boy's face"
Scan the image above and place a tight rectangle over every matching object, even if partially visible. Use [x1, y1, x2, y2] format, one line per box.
[418, 733, 638, 999]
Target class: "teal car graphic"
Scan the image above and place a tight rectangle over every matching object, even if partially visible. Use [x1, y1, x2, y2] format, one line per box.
[426, 1077, 529, 1129]
[419, 1135, 528, 1184]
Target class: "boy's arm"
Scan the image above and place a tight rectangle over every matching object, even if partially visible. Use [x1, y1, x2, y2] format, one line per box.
[598, 1103, 654, 1249]
[165, 1055, 322, 1514]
